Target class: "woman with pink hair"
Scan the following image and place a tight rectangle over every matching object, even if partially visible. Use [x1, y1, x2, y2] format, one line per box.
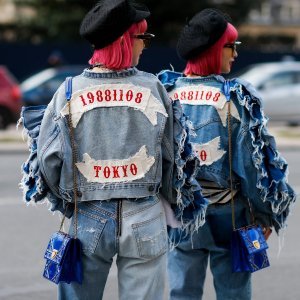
[20, 1, 207, 299]
[159, 8, 296, 300]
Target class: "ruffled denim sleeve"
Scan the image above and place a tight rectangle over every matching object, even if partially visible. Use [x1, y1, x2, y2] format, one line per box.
[20, 105, 74, 218]
[171, 100, 208, 234]
[157, 70, 183, 91]
[230, 78, 296, 232]
[19, 105, 49, 203]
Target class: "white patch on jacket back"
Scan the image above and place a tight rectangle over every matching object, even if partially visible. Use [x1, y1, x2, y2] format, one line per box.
[60, 83, 168, 127]
[169, 86, 240, 126]
[76, 145, 155, 183]
[193, 136, 226, 165]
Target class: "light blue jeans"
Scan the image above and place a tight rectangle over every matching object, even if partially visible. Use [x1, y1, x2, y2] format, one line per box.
[59, 196, 168, 300]
[168, 198, 252, 300]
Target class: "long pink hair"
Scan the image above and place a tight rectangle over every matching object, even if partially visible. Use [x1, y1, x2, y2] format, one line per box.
[89, 19, 147, 70]
[184, 23, 238, 76]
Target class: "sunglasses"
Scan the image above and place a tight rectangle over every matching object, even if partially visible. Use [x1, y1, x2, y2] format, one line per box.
[132, 33, 155, 48]
[223, 41, 241, 52]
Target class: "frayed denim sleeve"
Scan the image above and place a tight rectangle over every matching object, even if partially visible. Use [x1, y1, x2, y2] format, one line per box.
[171, 100, 209, 234]
[19, 105, 49, 203]
[156, 72, 209, 240]
[157, 70, 183, 91]
[230, 78, 297, 232]
[47, 193, 74, 218]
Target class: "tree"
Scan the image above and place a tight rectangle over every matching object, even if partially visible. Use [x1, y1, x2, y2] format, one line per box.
[11, 0, 95, 43]
[139, 0, 264, 45]
[10, 0, 263, 44]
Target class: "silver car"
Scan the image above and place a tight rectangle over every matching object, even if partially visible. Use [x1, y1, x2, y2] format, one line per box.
[236, 61, 300, 125]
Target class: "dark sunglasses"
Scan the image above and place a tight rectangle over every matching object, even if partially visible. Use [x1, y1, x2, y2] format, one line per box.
[132, 33, 155, 48]
[223, 41, 241, 52]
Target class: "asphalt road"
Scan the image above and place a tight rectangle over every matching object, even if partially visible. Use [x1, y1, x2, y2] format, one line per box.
[0, 149, 299, 300]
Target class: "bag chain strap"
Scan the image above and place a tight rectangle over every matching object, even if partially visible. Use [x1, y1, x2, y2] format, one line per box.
[227, 100, 236, 230]
[58, 90, 78, 238]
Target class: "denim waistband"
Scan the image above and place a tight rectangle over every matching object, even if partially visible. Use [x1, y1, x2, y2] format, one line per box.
[78, 196, 159, 218]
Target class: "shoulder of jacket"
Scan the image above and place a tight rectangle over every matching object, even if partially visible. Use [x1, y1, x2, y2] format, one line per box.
[135, 70, 170, 94]
[230, 77, 260, 98]
[157, 70, 183, 91]
[136, 70, 158, 81]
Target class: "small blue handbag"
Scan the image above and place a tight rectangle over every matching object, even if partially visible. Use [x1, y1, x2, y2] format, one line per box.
[43, 231, 82, 284]
[227, 99, 270, 273]
[231, 225, 270, 273]
[43, 77, 83, 284]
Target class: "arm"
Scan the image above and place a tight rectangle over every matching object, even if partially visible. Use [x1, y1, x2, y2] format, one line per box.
[231, 79, 296, 233]
[20, 99, 73, 217]
[36, 104, 66, 212]
[36, 84, 75, 217]
[157, 81, 208, 233]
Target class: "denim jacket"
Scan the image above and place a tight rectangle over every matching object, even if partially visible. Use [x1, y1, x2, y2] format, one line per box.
[158, 70, 296, 232]
[20, 67, 207, 232]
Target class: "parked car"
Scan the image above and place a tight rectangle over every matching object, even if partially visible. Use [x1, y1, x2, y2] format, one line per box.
[235, 61, 300, 125]
[21, 65, 87, 106]
[0, 65, 22, 129]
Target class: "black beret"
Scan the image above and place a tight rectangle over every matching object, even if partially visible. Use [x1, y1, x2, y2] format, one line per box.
[177, 8, 230, 60]
[80, 0, 150, 49]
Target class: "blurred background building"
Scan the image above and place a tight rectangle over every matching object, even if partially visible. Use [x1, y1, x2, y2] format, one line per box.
[239, 0, 300, 51]
[0, 0, 300, 129]
[0, 0, 300, 79]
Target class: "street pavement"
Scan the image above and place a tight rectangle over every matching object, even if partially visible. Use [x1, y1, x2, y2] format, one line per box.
[0, 123, 299, 299]
[1, 122, 300, 152]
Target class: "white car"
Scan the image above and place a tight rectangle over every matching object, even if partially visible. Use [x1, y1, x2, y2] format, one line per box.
[236, 61, 300, 125]
[21, 65, 86, 106]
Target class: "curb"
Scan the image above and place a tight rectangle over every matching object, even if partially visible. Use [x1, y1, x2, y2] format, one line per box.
[0, 139, 299, 154]
[0, 126, 299, 153]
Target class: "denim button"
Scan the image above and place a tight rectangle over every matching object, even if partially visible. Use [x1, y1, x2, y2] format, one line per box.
[77, 191, 82, 197]
[148, 185, 155, 192]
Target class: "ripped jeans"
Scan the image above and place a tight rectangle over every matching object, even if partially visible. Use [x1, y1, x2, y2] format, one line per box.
[58, 196, 168, 300]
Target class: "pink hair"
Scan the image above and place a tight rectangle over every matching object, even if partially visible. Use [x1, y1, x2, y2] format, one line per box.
[89, 19, 147, 70]
[184, 23, 238, 76]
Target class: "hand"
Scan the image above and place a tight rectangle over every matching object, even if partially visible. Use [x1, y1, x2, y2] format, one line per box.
[262, 227, 272, 240]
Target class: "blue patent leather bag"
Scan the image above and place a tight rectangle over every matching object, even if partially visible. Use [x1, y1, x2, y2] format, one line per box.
[231, 225, 270, 273]
[43, 77, 83, 284]
[43, 231, 82, 284]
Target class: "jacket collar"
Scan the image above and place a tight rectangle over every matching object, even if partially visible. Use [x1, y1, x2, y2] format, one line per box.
[83, 67, 138, 79]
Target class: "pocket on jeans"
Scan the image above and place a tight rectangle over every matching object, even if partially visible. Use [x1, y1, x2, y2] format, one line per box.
[70, 208, 107, 254]
[132, 213, 167, 259]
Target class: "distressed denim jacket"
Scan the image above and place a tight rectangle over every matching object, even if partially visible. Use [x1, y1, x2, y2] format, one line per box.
[20, 67, 207, 232]
[158, 70, 296, 232]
